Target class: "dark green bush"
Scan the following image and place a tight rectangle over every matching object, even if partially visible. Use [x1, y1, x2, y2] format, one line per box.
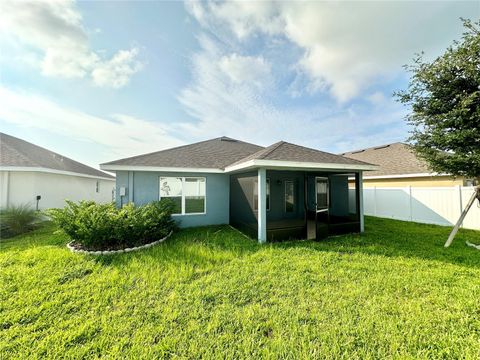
[47, 200, 177, 250]
[0, 204, 41, 238]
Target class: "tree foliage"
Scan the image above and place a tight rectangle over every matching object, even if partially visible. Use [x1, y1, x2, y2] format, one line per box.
[395, 19, 480, 181]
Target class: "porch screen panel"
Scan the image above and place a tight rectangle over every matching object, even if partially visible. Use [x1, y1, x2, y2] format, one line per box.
[160, 177, 182, 214]
[316, 178, 329, 211]
[285, 181, 295, 213]
[185, 177, 206, 214]
[229, 172, 259, 239]
[253, 179, 270, 211]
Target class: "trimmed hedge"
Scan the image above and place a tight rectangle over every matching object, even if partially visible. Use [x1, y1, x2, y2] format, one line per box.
[48, 200, 176, 250]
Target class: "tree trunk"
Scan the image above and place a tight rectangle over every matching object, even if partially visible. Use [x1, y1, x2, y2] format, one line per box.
[444, 185, 480, 248]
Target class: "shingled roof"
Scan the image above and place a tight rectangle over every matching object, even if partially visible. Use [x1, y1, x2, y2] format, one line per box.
[0, 133, 114, 179]
[228, 141, 372, 168]
[342, 142, 431, 177]
[102, 137, 374, 171]
[102, 137, 264, 170]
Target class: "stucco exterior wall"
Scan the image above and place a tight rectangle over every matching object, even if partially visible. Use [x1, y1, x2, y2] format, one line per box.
[0, 171, 115, 209]
[114, 171, 230, 228]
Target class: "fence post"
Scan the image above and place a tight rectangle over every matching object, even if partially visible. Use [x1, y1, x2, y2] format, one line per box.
[409, 186, 413, 221]
[457, 185, 463, 228]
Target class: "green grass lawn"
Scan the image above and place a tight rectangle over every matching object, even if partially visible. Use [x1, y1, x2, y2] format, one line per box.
[1, 217, 480, 359]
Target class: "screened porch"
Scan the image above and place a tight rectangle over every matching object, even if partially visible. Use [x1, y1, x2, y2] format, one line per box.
[229, 169, 363, 242]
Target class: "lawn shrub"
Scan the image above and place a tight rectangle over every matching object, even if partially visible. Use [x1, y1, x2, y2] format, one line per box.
[0, 203, 41, 238]
[47, 200, 176, 250]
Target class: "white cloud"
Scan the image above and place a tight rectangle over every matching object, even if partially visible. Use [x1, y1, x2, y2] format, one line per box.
[0, 0, 143, 88]
[178, 35, 408, 153]
[219, 53, 271, 87]
[91, 48, 144, 89]
[41, 45, 98, 78]
[186, 1, 473, 102]
[367, 91, 387, 106]
[0, 85, 183, 163]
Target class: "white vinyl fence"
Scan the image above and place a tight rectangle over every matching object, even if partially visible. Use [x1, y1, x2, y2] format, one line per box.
[350, 186, 480, 231]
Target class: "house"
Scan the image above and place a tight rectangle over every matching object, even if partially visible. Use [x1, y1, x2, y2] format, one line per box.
[100, 137, 376, 242]
[342, 142, 473, 188]
[341, 142, 479, 230]
[0, 132, 115, 210]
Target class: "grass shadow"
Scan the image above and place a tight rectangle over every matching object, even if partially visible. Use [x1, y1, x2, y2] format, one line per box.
[0, 222, 65, 251]
[92, 224, 261, 268]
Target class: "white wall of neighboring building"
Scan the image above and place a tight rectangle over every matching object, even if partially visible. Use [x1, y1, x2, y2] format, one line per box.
[0, 171, 115, 210]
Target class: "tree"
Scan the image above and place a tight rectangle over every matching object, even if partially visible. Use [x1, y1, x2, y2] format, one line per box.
[395, 19, 480, 247]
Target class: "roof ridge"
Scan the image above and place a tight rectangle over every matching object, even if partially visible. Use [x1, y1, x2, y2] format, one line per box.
[101, 136, 264, 165]
[342, 141, 406, 155]
[226, 141, 284, 166]
[102, 138, 214, 165]
[258, 141, 285, 159]
[280, 141, 347, 158]
[280, 141, 374, 166]
[225, 140, 375, 168]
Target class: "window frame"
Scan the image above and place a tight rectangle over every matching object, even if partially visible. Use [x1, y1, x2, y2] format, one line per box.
[159, 176, 206, 216]
[284, 180, 295, 213]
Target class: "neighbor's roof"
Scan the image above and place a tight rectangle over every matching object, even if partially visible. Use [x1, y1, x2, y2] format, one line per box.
[0, 132, 114, 179]
[342, 142, 431, 177]
[101, 137, 264, 170]
[227, 141, 372, 169]
[102, 137, 375, 172]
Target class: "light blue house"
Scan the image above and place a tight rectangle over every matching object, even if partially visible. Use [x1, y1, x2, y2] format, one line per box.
[101, 137, 376, 243]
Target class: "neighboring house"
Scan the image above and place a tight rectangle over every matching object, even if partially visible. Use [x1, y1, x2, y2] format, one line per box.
[342, 142, 473, 187]
[0, 133, 115, 210]
[100, 137, 376, 243]
[342, 142, 479, 230]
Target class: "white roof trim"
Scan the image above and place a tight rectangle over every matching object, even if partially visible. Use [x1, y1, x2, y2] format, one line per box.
[0, 166, 115, 181]
[224, 159, 378, 173]
[362, 172, 449, 180]
[100, 164, 224, 173]
[101, 160, 377, 174]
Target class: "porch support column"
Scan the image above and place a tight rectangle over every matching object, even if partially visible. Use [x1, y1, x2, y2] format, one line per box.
[358, 171, 365, 233]
[257, 168, 267, 243]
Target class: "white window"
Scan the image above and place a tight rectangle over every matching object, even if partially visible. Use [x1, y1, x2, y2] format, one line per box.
[159, 177, 206, 215]
[184, 177, 206, 214]
[253, 178, 270, 211]
[285, 180, 295, 213]
[159, 177, 183, 214]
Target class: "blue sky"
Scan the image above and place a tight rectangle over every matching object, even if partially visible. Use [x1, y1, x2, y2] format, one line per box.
[0, 0, 478, 169]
